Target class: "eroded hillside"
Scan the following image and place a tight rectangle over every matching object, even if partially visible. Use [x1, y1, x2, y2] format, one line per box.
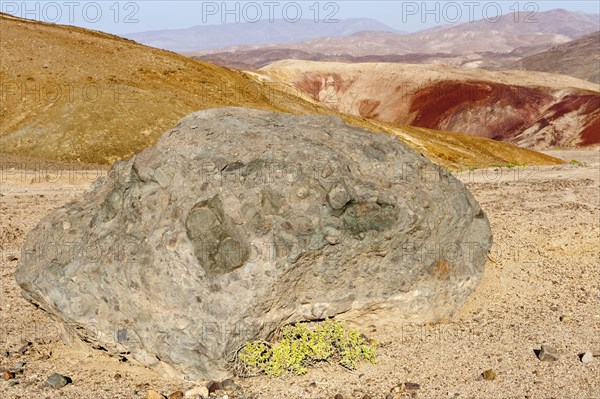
[0, 14, 561, 169]
[261, 60, 600, 149]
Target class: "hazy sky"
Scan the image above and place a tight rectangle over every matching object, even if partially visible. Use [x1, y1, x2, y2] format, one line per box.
[2, 1, 599, 35]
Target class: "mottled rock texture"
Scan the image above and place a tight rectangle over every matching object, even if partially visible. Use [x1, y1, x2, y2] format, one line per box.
[16, 108, 492, 379]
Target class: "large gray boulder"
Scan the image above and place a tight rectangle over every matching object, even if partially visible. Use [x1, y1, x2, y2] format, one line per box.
[16, 108, 491, 380]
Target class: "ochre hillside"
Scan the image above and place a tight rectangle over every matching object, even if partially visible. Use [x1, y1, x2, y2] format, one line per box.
[0, 14, 561, 169]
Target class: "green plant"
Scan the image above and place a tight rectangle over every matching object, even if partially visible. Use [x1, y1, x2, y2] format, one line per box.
[236, 319, 377, 377]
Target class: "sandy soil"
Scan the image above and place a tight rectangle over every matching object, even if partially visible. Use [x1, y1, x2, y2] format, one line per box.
[1, 150, 598, 399]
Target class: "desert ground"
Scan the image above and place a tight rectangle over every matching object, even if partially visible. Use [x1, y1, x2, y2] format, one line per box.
[1, 149, 598, 399]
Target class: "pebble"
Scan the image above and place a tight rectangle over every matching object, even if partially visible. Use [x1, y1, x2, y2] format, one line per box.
[581, 351, 594, 364]
[206, 380, 223, 393]
[168, 391, 184, 399]
[185, 386, 209, 398]
[404, 382, 421, 391]
[482, 369, 497, 381]
[2, 371, 15, 380]
[221, 378, 241, 391]
[17, 343, 31, 355]
[334, 394, 344, 399]
[46, 373, 70, 389]
[538, 345, 560, 362]
[147, 390, 166, 399]
[559, 315, 570, 322]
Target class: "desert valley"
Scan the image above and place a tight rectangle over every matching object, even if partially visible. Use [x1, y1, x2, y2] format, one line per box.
[0, 3, 599, 399]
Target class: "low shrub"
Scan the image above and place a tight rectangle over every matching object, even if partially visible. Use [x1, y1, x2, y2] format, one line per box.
[236, 319, 377, 377]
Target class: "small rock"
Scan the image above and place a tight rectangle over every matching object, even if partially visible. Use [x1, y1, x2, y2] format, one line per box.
[7, 380, 19, 387]
[221, 378, 241, 392]
[334, 394, 344, 399]
[7, 255, 18, 262]
[221, 378, 235, 388]
[113, 373, 122, 379]
[538, 345, 559, 362]
[3, 371, 15, 380]
[147, 390, 166, 399]
[169, 391, 184, 399]
[42, 64, 49, 68]
[185, 386, 209, 398]
[482, 369, 497, 381]
[581, 351, 594, 364]
[17, 342, 31, 355]
[206, 380, 223, 393]
[559, 315, 570, 322]
[403, 382, 421, 391]
[46, 373, 70, 389]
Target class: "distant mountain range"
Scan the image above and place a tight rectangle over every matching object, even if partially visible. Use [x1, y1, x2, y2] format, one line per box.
[512, 31, 600, 84]
[183, 9, 599, 72]
[124, 18, 399, 52]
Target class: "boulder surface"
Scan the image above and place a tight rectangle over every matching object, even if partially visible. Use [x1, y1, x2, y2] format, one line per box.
[16, 107, 492, 379]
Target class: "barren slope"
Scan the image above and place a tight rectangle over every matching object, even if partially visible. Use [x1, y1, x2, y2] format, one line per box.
[0, 14, 561, 169]
[512, 32, 600, 84]
[262, 60, 600, 149]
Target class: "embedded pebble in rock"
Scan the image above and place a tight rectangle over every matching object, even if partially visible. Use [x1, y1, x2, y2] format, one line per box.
[538, 345, 560, 362]
[46, 373, 70, 389]
[15, 108, 492, 380]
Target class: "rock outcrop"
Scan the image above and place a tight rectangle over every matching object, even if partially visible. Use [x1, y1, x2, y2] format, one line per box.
[16, 108, 492, 379]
